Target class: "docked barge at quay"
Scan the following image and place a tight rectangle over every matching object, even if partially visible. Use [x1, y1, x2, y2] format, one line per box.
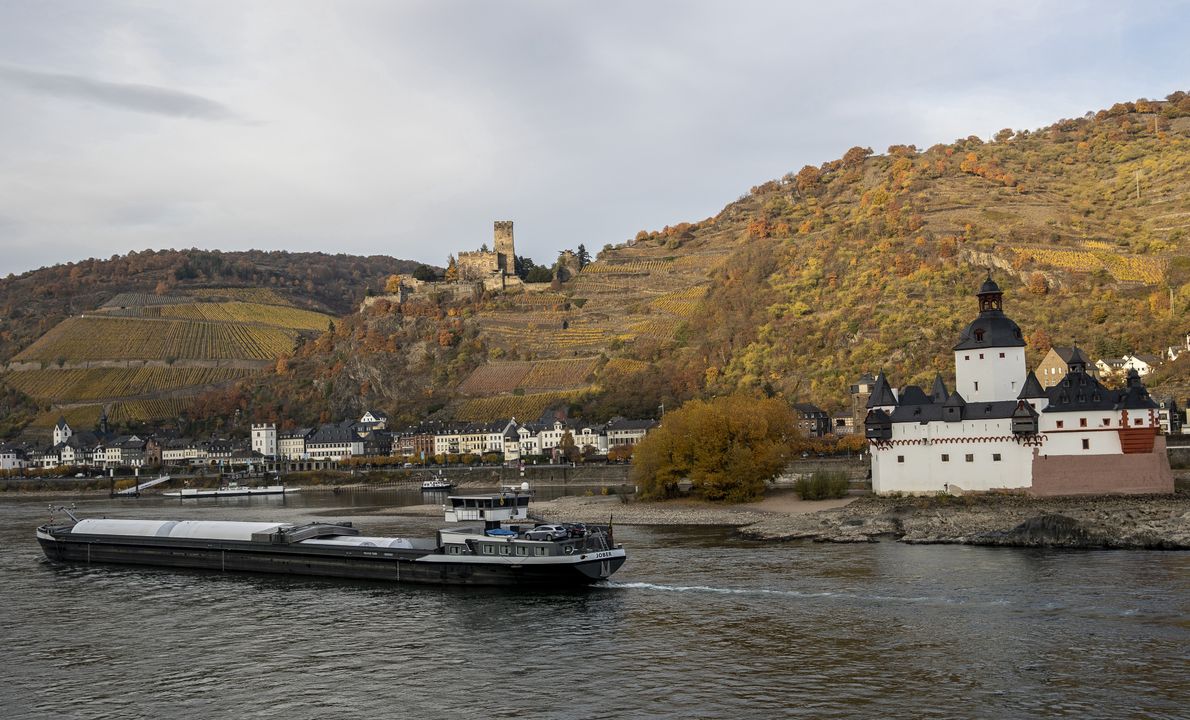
[36, 488, 626, 587]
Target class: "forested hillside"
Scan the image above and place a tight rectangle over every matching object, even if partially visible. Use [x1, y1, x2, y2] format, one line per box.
[0, 250, 422, 436]
[6, 92, 1188, 437]
[0, 249, 420, 363]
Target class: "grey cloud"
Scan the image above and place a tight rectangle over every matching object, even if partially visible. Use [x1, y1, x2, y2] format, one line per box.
[0, 64, 243, 122]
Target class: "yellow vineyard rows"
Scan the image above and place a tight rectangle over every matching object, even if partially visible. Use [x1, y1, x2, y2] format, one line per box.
[13, 317, 298, 362]
[148, 302, 331, 331]
[601, 358, 651, 379]
[649, 286, 708, 317]
[109, 398, 195, 424]
[581, 260, 674, 275]
[573, 275, 656, 291]
[456, 357, 600, 395]
[1011, 246, 1165, 284]
[3, 367, 257, 401]
[186, 287, 295, 305]
[520, 357, 600, 389]
[538, 327, 613, 349]
[456, 363, 533, 395]
[101, 292, 190, 308]
[631, 318, 677, 339]
[479, 312, 567, 329]
[453, 391, 581, 422]
[31, 397, 199, 429]
[30, 405, 104, 429]
[1097, 253, 1166, 284]
[508, 293, 569, 308]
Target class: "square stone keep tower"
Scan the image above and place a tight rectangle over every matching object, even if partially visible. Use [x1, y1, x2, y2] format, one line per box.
[494, 220, 515, 275]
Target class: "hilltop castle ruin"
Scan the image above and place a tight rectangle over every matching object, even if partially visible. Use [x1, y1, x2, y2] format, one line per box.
[361, 220, 540, 311]
[457, 221, 516, 281]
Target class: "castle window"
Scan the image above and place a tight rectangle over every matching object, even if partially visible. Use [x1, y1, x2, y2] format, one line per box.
[992, 453, 1002, 461]
[1102, 418, 1110, 426]
[999, 353, 1005, 358]
[897, 455, 904, 463]
[1080, 418, 1087, 427]
[979, 353, 984, 359]
[1082, 439, 1090, 450]
[974, 381, 979, 392]
[1056, 420, 1064, 429]
[1134, 418, 1143, 425]
[974, 329, 985, 342]
[964, 355, 970, 361]
[941, 454, 950, 462]
[965, 454, 974, 462]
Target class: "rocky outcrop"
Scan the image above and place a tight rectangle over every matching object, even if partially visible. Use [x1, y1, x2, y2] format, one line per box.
[740, 493, 1190, 549]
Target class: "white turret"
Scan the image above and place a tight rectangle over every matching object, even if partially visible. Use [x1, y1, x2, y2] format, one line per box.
[952, 276, 1027, 403]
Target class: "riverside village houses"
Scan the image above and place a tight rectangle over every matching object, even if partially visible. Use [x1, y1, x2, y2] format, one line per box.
[864, 277, 1173, 496]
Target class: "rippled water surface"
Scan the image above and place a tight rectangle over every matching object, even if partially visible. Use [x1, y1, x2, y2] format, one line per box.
[1, 492, 1186, 719]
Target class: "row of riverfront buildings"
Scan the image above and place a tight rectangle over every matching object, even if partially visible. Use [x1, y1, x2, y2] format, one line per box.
[250, 414, 658, 465]
[1, 410, 657, 472]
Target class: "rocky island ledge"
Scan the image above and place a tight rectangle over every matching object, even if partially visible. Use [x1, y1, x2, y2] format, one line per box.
[525, 490, 1190, 550]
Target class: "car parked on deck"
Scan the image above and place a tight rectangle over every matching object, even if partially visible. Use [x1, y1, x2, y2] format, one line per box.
[525, 524, 569, 541]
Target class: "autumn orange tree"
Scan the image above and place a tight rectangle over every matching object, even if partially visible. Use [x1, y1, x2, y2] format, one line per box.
[632, 394, 798, 503]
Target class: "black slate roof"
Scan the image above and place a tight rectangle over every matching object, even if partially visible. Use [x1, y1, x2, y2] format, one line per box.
[953, 276, 1026, 351]
[1017, 371, 1046, 399]
[1051, 346, 1091, 366]
[897, 385, 931, 405]
[953, 310, 1026, 350]
[1042, 368, 1158, 412]
[930, 375, 949, 403]
[889, 399, 1020, 423]
[865, 371, 898, 408]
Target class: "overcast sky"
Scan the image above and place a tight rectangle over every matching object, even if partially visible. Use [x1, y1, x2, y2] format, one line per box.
[0, 1, 1186, 276]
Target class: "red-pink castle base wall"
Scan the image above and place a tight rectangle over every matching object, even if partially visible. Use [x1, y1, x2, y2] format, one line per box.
[1029, 436, 1174, 496]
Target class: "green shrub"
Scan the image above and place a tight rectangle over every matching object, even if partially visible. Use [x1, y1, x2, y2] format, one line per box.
[794, 471, 849, 500]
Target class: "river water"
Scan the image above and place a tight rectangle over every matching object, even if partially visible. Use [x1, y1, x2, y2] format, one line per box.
[1, 490, 1186, 719]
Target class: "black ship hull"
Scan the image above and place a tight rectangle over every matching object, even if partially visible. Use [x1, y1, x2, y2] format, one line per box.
[36, 532, 625, 587]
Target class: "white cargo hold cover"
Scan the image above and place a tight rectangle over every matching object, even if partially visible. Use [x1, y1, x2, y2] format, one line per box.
[300, 536, 417, 549]
[72, 519, 290, 541]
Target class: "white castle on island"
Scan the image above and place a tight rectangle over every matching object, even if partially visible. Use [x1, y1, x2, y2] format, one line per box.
[864, 276, 1174, 496]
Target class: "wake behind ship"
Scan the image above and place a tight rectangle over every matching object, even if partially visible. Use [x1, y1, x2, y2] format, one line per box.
[36, 489, 625, 587]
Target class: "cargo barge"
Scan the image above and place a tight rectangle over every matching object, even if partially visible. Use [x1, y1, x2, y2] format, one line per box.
[161, 484, 298, 498]
[36, 490, 625, 587]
